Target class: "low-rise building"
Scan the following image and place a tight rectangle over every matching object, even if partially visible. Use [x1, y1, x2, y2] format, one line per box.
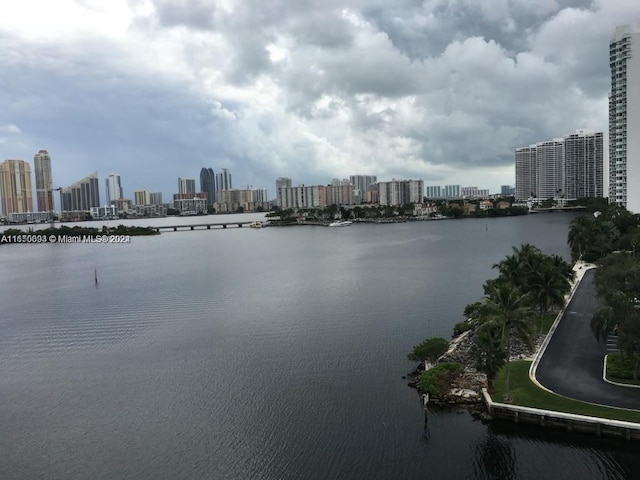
[90, 205, 118, 220]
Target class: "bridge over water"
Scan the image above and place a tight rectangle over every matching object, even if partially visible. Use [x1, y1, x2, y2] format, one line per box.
[150, 221, 261, 232]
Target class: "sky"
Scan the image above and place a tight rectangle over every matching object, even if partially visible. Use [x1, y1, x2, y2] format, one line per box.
[1, 0, 639, 202]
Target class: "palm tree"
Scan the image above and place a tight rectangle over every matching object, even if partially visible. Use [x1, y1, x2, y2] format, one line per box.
[493, 244, 543, 292]
[530, 257, 573, 333]
[477, 282, 533, 402]
[590, 305, 616, 343]
[568, 215, 594, 261]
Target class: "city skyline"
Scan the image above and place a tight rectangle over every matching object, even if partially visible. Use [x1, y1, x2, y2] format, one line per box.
[1, 2, 637, 198]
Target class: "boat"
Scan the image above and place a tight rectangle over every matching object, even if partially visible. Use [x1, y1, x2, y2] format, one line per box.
[250, 221, 263, 228]
[328, 220, 352, 227]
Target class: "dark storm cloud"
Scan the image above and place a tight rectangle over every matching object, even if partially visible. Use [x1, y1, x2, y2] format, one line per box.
[1, 0, 637, 194]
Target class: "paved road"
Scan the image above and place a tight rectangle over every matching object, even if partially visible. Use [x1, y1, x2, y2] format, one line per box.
[535, 268, 640, 410]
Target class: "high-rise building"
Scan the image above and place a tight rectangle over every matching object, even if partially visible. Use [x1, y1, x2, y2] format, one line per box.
[515, 147, 537, 200]
[60, 172, 100, 211]
[443, 185, 461, 198]
[149, 191, 163, 205]
[105, 173, 123, 205]
[216, 168, 232, 192]
[33, 150, 53, 212]
[565, 129, 604, 199]
[134, 190, 151, 206]
[326, 179, 354, 205]
[276, 177, 292, 206]
[610, 24, 640, 211]
[278, 185, 327, 209]
[0, 160, 34, 216]
[178, 177, 196, 195]
[500, 185, 515, 196]
[349, 175, 377, 204]
[425, 186, 442, 198]
[515, 129, 603, 201]
[200, 168, 216, 204]
[378, 179, 423, 206]
[461, 187, 490, 198]
[536, 140, 564, 200]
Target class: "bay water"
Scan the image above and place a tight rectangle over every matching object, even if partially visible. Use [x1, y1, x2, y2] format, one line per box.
[1, 213, 638, 479]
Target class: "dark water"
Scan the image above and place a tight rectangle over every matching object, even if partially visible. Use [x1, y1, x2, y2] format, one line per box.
[1, 213, 638, 479]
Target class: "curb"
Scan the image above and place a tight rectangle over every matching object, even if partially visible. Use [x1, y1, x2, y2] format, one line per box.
[529, 262, 595, 392]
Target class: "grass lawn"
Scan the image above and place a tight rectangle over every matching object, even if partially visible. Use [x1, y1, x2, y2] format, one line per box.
[605, 354, 640, 386]
[491, 360, 640, 423]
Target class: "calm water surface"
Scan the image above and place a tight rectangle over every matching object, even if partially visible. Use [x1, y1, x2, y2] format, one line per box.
[1, 213, 638, 479]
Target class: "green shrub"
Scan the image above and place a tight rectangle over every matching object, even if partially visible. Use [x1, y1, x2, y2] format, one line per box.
[418, 362, 464, 397]
[407, 337, 450, 363]
[453, 320, 473, 336]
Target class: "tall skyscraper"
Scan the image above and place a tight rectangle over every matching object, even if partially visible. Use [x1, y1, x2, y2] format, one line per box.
[515, 147, 537, 200]
[60, 172, 100, 211]
[610, 24, 640, 212]
[105, 173, 123, 205]
[216, 168, 232, 192]
[565, 129, 604, 199]
[515, 129, 603, 201]
[178, 177, 196, 195]
[200, 167, 216, 204]
[0, 160, 33, 216]
[33, 150, 54, 212]
[536, 140, 564, 200]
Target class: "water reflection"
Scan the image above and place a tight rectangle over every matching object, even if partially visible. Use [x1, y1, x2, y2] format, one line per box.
[472, 430, 518, 479]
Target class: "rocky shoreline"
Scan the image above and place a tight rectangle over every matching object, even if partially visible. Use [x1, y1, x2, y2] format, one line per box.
[406, 325, 545, 420]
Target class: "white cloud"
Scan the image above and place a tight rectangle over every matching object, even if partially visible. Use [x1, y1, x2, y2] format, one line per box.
[0, 0, 637, 196]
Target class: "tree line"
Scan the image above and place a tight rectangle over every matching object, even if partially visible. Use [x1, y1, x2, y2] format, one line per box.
[574, 204, 640, 380]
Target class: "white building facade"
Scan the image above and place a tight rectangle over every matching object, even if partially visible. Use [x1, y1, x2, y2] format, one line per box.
[610, 24, 640, 212]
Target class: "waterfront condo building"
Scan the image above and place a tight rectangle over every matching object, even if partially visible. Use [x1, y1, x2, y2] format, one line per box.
[515, 129, 603, 202]
[443, 185, 461, 198]
[536, 139, 565, 201]
[0, 159, 33, 216]
[278, 185, 327, 209]
[149, 191, 163, 205]
[326, 179, 354, 205]
[200, 167, 216, 205]
[461, 186, 490, 199]
[377, 179, 424, 206]
[134, 190, 151, 206]
[275, 177, 292, 206]
[349, 175, 377, 203]
[564, 129, 604, 199]
[610, 24, 640, 212]
[515, 147, 537, 200]
[178, 177, 196, 195]
[60, 172, 100, 212]
[105, 173, 123, 205]
[216, 168, 232, 192]
[33, 150, 54, 212]
[425, 185, 442, 199]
